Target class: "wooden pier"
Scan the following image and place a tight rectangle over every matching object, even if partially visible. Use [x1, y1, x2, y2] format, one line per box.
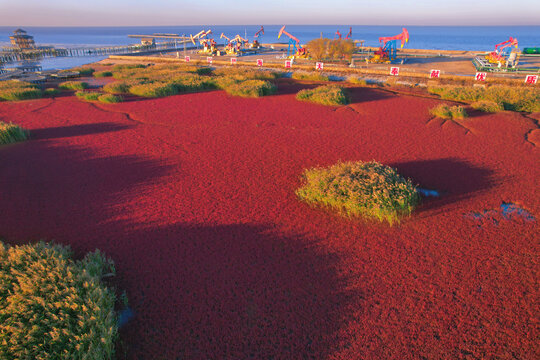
[0, 41, 188, 66]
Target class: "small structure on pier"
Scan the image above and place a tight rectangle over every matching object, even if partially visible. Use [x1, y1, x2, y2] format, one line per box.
[10, 29, 36, 49]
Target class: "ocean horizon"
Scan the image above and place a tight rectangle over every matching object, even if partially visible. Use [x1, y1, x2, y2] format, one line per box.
[2, 25, 539, 51]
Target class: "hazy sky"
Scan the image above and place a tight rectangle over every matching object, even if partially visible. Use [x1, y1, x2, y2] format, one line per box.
[1, 0, 539, 26]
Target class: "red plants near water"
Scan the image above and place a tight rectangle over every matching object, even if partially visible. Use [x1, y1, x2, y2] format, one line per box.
[0, 80, 538, 359]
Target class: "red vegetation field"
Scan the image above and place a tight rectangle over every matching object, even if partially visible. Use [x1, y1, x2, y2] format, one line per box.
[0, 81, 538, 359]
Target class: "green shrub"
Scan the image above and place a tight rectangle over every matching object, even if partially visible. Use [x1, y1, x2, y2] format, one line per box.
[428, 85, 540, 112]
[59, 81, 88, 91]
[112, 64, 146, 71]
[72, 67, 95, 76]
[93, 71, 113, 78]
[98, 94, 123, 104]
[0, 81, 43, 101]
[296, 85, 349, 106]
[0, 122, 28, 144]
[296, 161, 420, 224]
[44, 88, 60, 97]
[224, 79, 276, 97]
[471, 100, 504, 113]
[292, 71, 330, 82]
[429, 104, 468, 120]
[75, 91, 102, 101]
[102, 81, 132, 94]
[0, 241, 118, 360]
[129, 82, 177, 98]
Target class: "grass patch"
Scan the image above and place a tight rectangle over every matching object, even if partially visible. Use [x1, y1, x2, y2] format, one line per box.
[0, 240, 118, 360]
[98, 94, 123, 104]
[44, 88, 60, 97]
[224, 79, 276, 98]
[0, 80, 43, 101]
[296, 85, 349, 106]
[471, 100, 504, 113]
[291, 71, 330, 82]
[72, 67, 95, 76]
[296, 161, 420, 225]
[59, 81, 89, 91]
[429, 104, 468, 120]
[213, 66, 280, 81]
[347, 76, 368, 86]
[428, 85, 540, 112]
[196, 67, 213, 75]
[75, 91, 102, 101]
[103, 81, 132, 94]
[93, 71, 113, 78]
[129, 82, 177, 98]
[0, 122, 28, 145]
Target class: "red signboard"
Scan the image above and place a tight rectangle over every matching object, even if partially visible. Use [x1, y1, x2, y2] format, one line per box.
[475, 72, 487, 81]
[285, 60, 292, 68]
[390, 67, 399, 76]
[207, 57, 213, 64]
[257, 59, 263, 66]
[185, 56, 190, 62]
[231, 58, 237, 65]
[315, 62, 323, 70]
[430, 69, 441, 78]
[525, 75, 538, 84]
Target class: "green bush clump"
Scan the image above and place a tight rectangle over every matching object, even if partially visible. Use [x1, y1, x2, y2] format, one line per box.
[428, 85, 540, 112]
[471, 100, 504, 113]
[0, 80, 43, 101]
[59, 81, 89, 91]
[102, 81, 132, 94]
[296, 85, 349, 106]
[98, 94, 123, 104]
[0, 122, 28, 145]
[224, 79, 276, 97]
[44, 88, 60, 97]
[129, 82, 177, 98]
[171, 74, 216, 93]
[93, 71, 113, 78]
[75, 91, 102, 101]
[430, 104, 468, 120]
[296, 161, 420, 224]
[292, 71, 330, 82]
[0, 241, 118, 359]
[72, 67, 95, 76]
[112, 64, 146, 71]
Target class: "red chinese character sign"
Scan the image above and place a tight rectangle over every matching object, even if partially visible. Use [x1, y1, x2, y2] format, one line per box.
[184, 56, 190, 62]
[231, 58, 237, 65]
[390, 67, 399, 76]
[257, 59, 263, 67]
[315, 62, 323, 70]
[525, 75, 538, 84]
[285, 60, 292, 69]
[475, 72, 487, 81]
[207, 57, 213, 64]
[430, 70, 441, 78]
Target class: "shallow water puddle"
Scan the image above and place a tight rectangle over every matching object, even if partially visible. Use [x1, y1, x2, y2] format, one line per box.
[465, 202, 536, 226]
[118, 307, 135, 328]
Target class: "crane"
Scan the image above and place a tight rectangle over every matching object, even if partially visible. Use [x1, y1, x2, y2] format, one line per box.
[368, 28, 409, 63]
[251, 26, 264, 48]
[486, 37, 519, 67]
[278, 25, 308, 58]
[335, 30, 342, 40]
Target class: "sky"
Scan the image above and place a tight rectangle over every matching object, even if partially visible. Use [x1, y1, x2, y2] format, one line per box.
[1, 0, 539, 26]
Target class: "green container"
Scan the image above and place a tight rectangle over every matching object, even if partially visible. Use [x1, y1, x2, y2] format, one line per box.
[523, 47, 540, 54]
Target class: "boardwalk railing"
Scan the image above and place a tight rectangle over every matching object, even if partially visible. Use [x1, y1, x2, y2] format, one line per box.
[0, 41, 188, 65]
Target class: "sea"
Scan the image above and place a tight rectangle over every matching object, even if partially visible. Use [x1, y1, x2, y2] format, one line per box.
[1, 25, 539, 70]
